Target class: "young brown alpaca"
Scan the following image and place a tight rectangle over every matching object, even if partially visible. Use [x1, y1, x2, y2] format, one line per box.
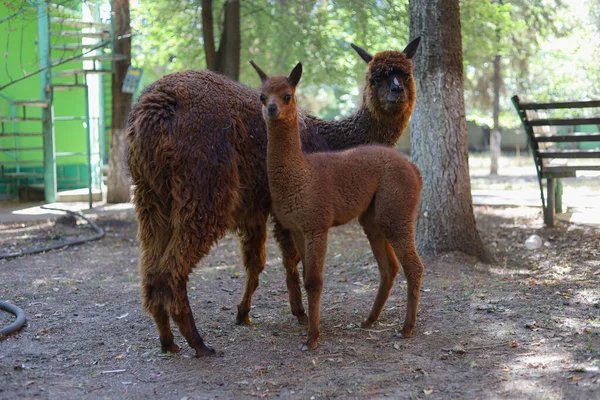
[126, 38, 420, 357]
[252, 61, 425, 351]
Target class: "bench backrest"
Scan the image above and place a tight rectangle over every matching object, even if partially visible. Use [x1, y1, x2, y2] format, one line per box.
[511, 95, 600, 170]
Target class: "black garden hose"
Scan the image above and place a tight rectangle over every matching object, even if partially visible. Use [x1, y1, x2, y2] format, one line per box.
[0, 301, 26, 337]
[0, 206, 105, 260]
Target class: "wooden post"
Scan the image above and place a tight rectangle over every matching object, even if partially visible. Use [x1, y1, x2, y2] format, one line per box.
[555, 179, 563, 214]
[546, 178, 555, 227]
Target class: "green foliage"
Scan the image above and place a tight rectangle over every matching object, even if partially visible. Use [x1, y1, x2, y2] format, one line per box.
[131, 0, 600, 124]
[591, 0, 600, 31]
[461, 0, 600, 128]
[132, 0, 410, 117]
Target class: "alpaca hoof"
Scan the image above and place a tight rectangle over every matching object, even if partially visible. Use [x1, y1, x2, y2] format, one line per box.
[194, 344, 222, 357]
[299, 343, 310, 352]
[296, 313, 308, 325]
[235, 306, 251, 325]
[299, 340, 318, 351]
[392, 330, 413, 339]
[361, 320, 376, 329]
[161, 342, 182, 354]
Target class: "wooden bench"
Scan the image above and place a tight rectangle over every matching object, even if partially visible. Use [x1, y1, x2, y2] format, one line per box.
[511, 96, 600, 227]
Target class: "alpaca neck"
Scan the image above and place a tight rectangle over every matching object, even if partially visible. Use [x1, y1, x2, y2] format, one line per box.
[266, 113, 308, 177]
[357, 105, 412, 145]
[309, 102, 413, 151]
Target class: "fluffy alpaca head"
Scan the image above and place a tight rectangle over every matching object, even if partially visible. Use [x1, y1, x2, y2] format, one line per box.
[351, 37, 420, 117]
[250, 60, 302, 122]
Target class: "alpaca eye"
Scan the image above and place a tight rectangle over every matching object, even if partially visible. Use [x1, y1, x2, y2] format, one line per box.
[283, 94, 292, 103]
[373, 77, 381, 85]
[260, 94, 266, 104]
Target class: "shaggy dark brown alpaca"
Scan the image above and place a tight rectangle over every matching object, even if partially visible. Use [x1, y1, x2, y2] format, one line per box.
[126, 38, 420, 357]
[252, 61, 425, 351]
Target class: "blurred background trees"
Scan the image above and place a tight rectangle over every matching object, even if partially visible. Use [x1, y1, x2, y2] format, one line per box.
[130, 0, 600, 133]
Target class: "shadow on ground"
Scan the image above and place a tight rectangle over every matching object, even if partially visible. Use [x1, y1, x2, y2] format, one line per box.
[0, 206, 598, 399]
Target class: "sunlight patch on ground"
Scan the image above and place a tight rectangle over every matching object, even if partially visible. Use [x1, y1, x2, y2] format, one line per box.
[561, 316, 598, 334]
[562, 209, 600, 225]
[574, 288, 600, 306]
[486, 266, 536, 277]
[497, 353, 570, 398]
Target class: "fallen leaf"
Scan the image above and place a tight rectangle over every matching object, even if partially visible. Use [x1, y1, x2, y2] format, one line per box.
[502, 368, 510, 372]
[221, 305, 232, 311]
[511, 341, 519, 348]
[569, 376, 582, 381]
[423, 389, 433, 396]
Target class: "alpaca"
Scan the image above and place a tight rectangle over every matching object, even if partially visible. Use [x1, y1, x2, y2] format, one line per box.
[252, 60, 425, 351]
[126, 38, 420, 357]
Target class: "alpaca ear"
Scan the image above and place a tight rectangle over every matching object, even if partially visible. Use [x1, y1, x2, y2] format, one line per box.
[403, 37, 421, 59]
[287, 62, 302, 87]
[249, 60, 268, 83]
[350, 43, 373, 64]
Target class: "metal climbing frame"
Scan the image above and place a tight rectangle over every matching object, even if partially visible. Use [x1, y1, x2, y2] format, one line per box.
[0, 1, 125, 207]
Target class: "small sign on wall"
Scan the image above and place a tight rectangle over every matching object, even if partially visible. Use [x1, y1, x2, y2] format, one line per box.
[122, 67, 143, 94]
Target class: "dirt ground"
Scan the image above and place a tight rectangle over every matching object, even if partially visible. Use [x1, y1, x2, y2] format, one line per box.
[1, 203, 599, 399]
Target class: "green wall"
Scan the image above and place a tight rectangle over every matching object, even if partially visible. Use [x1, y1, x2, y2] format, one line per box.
[1, 2, 102, 198]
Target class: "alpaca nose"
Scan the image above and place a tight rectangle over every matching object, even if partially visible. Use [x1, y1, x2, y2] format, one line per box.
[391, 84, 403, 94]
[266, 103, 280, 119]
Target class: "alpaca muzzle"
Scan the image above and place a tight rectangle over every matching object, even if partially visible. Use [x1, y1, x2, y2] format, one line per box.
[387, 84, 405, 104]
[267, 103, 280, 120]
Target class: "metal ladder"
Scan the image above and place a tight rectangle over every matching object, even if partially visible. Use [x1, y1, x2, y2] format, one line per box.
[0, 0, 124, 207]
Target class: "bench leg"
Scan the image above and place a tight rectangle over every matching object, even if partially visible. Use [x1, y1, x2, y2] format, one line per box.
[555, 179, 563, 214]
[545, 178, 555, 227]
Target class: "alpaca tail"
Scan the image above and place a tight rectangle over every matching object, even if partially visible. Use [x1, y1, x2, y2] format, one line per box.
[126, 87, 178, 185]
[126, 84, 240, 244]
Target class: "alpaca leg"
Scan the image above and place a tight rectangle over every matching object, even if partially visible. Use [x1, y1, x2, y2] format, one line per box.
[236, 218, 267, 325]
[158, 230, 217, 357]
[359, 212, 400, 328]
[135, 186, 180, 353]
[169, 277, 217, 357]
[152, 304, 180, 353]
[390, 234, 424, 338]
[142, 272, 180, 353]
[300, 231, 328, 351]
[273, 221, 307, 324]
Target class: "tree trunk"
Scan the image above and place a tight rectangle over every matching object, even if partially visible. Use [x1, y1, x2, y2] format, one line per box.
[201, 0, 217, 71]
[490, 53, 502, 175]
[201, 0, 240, 81]
[107, 0, 132, 203]
[409, 0, 493, 262]
[216, 0, 240, 81]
